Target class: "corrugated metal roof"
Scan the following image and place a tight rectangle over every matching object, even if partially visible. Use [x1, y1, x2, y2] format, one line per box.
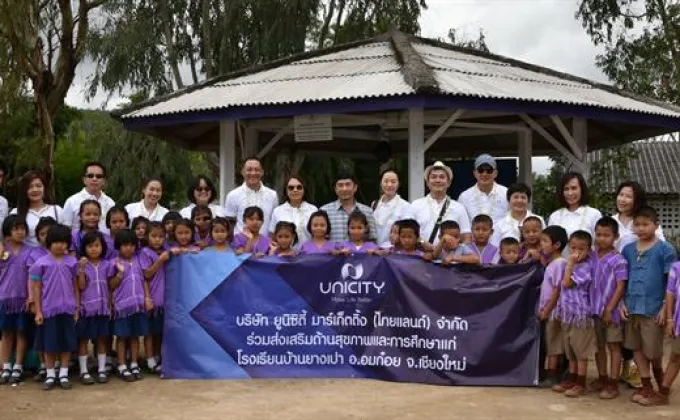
[588, 140, 680, 194]
[121, 34, 680, 120]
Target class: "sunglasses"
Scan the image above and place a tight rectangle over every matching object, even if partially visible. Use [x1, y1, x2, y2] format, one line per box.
[195, 187, 211, 192]
[476, 167, 494, 175]
[85, 173, 105, 179]
[287, 185, 303, 191]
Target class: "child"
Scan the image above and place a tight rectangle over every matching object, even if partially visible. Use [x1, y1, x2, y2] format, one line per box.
[590, 216, 628, 399]
[270, 222, 298, 257]
[387, 222, 401, 252]
[498, 237, 521, 264]
[191, 205, 213, 249]
[232, 206, 270, 256]
[621, 206, 677, 404]
[299, 210, 337, 255]
[393, 219, 431, 260]
[0, 215, 33, 385]
[555, 230, 597, 398]
[131, 216, 150, 248]
[434, 221, 479, 265]
[470, 214, 498, 264]
[110, 229, 152, 382]
[76, 231, 114, 385]
[105, 206, 130, 260]
[520, 216, 544, 263]
[338, 212, 379, 255]
[169, 219, 201, 255]
[30, 224, 79, 390]
[139, 222, 170, 374]
[209, 217, 233, 252]
[162, 211, 182, 246]
[70, 200, 102, 257]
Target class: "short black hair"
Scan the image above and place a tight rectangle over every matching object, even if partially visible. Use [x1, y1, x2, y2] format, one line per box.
[187, 175, 217, 204]
[595, 216, 619, 235]
[542, 225, 568, 252]
[131, 216, 150, 232]
[242, 156, 263, 168]
[307, 210, 331, 237]
[147, 221, 165, 235]
[634, 205, 659, 223]
[210, 217, 233, 240]
[523, 216, 543, 228]
[162, 211, 182, 224]
[500, 237, 520, 250]
[46, 224, 72, 249]
[506, 182, 532, 202]
[2, 214, 27, 238]
[243, 206, 264, 221]
[557, 172, 590, 208]
[106, 206, 130, 229]
[79, 199, 102, 231]
[615, 181, 647, 214]
[398, 219, 420, 237]
[440, 220, 460, 234]
[35, 216, 57, 238]
[274, 221, 298, 245]
[114, 229, 137, 250]
[334, 170, 358, 186]
[174, 218, 195, 235]
[570, 230, 593, 248]
[191, 204, 213, 220]
[80, 230, 107, 259]
[82, 161, 107, 178]
[472, 214, 493, 228]
[348, 211, 370, 236]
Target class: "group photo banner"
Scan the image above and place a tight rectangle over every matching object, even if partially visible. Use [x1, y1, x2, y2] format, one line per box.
[162, 252, 543, 386]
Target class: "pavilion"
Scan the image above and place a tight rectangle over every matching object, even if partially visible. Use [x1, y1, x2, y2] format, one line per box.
[114, 29, 680, 203]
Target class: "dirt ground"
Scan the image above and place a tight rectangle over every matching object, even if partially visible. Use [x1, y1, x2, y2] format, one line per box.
[1, 376, 678, 420]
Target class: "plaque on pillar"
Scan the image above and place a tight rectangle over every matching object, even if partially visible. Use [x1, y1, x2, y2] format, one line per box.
[294, 115, 333, 142]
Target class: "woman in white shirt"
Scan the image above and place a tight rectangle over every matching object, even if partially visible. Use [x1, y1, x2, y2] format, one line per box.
[372, 169, 410, 248]
[548, 172, 602, 239]
[613, 180, 664, 252]
[492, 183, 544, 246]
[10, 170, 64, 247]
[124, 177, 169, 224]
[268, 175, 317, 248]
[179, 175, 225, 219]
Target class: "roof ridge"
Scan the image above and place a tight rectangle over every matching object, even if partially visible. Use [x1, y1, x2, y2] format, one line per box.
[388, 28, 439, 94]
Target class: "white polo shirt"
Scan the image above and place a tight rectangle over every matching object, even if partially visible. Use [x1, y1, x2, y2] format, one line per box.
[548, 206, 602, 238]
[613, 213, 665, 252]
[224, 182, 278, 235]
[179, 202, 225, 219]
[62, 188, 116, 232]
[458, 183, 509, 223]
[10, 205, 65, 247]
[491, 211, 545, 246]
[407, 194, 471, 245]
[268, 201, 317, 247]
[124, 201, 169, 224]
[373, 195, 411, 248]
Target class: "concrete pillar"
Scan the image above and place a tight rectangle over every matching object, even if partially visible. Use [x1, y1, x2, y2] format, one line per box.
[518, 130, 533, 187]
[408, 108, 425, 201]
[219, 120, 236, 205]
[572, 118, 589, 178]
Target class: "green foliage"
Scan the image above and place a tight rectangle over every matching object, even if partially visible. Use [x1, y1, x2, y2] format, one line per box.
[445, 28, 489, 52]
[53, 128, 94, 204]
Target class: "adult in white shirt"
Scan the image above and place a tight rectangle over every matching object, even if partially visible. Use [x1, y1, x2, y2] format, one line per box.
[548, 172, 602, 240]
[407, 161, 471, 245]
[224, 157, 278, 235]
[10, 170, 64, 247]
[0, 160, 8, 240]
[612, 180, 664, 252]
[372, 169, 410, 248]
[124, 177, 169, 223]
[458, 154, 508, 224]
[268, 175, 317, 248]
[491, 182, 545, 246]
[179, 175, 225, 219]
[62, 161, 116, 232]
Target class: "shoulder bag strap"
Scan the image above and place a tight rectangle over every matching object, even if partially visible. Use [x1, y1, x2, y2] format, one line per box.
[428, 197, 450, 244]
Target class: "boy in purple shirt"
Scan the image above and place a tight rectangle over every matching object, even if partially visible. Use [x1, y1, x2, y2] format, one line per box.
[434, 221, 480, 265]
[498, 237, 521, 264]
[591, 217, 628, 399]
[470, 214, 498, 264]
[232, 206, 270, 256]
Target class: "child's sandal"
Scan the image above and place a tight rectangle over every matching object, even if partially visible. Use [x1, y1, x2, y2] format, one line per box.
[8, 368, 22, 384]
[130, 366, 143, 380]
[80, 372, 95, 385]
[152, 364, 162, 374]
[96, 371, 109, 384]
[33, 368, 47, 382]
[41, 377, 56, 391]
[58, 376, 72, 390]
[0, 369, 10, 384]
[118, 368, 135, 382]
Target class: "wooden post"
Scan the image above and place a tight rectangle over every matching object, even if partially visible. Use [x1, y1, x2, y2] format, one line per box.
[219, 120, 236, 205]
[518, 130, 533, 187]
[408, 108, 425, 201]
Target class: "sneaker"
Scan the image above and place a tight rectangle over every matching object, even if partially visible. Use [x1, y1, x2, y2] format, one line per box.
[632, 387, 654, 404]
[639, 391, 670, 406]
[599, 382, 620, 399]
[589, 378, 606, 392]
[564, 384, 586, 398]
[624, 361, 642, 389]
[552, 379, 575, 393]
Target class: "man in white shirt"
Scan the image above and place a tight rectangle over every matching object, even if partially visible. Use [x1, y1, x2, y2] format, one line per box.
[458, 154, 508, 224]
[407, 161, 471, 245]
[62, 161, 116, 232]
[224, 157, 278, 235]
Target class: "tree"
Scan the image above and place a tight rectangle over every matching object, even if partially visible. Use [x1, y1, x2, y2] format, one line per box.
[0, 0, 109, 192]
[445, 28, 489, 52]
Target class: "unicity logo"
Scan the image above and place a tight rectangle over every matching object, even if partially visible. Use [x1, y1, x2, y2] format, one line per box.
[319, 263, 386, 295]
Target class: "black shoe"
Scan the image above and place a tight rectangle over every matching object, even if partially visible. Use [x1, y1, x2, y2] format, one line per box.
[33, 368, 47, 382]
[130, 366, 143, 381]
[8, 369, 23, 384]
[80, 372, 95, 385]
[58, 376, 72, 390]
[96, 371, 109, 384]
[118, 368, 135, 382]
[0, 369, 10, 384]
[41, 377, 56, 391]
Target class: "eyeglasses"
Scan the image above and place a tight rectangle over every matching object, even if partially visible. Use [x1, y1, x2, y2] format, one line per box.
[195, 187, 210, 192]
[287, 185, 303, 191]
[85, 173, 105, 179]
[476, 167, 494, 175]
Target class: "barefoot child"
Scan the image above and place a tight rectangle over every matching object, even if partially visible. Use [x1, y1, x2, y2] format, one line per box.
[269, 222, 298, 257]
[470, 214, 498, 264]
[232, 207, 270, 257]
[434, 221, 479, 265]
[299, 210, 337, 255]
[497, 237, 521, 264]
[338, 212, 379, 255]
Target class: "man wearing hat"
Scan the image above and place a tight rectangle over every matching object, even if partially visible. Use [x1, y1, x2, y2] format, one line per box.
[458, 154, 508, 223]
[407, 161, 471, 245]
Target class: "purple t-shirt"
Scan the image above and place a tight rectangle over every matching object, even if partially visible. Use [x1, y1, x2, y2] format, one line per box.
[667, 262, 680, 336]
[80, 260, 115, 317]
[540, 257, 567, 317]
[232, 233, 270, 254]
[29, 254, 78, 318]
[338, 241, 378, 254]
[104, 233, 116, 260]
[590, 250, 628, 324]
[299, 240, 337, 254]
[194, 231, 214, 247]
[441, 244, 474, 260]
[394, 249, 424, 257]
[470, 243, 499, 265]
[139, 247, 166, 307]
[559, 257, 594, 325]
[112, 257, 146, 318]
[0, 244, 33, 314]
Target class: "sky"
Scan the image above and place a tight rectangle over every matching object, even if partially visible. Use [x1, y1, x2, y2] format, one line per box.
[65, 0, 607, 174]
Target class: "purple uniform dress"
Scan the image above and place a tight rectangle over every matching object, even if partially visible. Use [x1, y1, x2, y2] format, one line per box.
[112, 257, 146, 318]
[299, 240, 337, 254]
[339, 241, 378, 254]
[667, 262, 680, 337]
[232, 233, 270, 254]
[394, 249, 424, 257]
[0, 244, 33, 314]
[470, 243, 499, 265]
[29, 254, 78, 318]
[80, 260, 115, 318]
[194, 231, 214, 247]
[540, 257, 567, 318]
[559, 258, 594, 326]
[103, 232, 116, 260]
[590, 250, 628, 325]
[139, 247, 166, 311]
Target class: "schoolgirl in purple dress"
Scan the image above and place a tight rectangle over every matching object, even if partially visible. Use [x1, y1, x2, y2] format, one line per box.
[299, 210, 338, 255]
[209, 217, 233, 253]
[191, 204, 214, 249]
[75, 231, 115, 385]
[104, 206, 130, 260]
[69, 200, 102, 258]
[169, 219, 201, 255]
[139, 222, 170, 374]
[232, 206, 270, 256]
[269, 221, 298, 257]
[162, 211, 182, 246]
[0, 215, 33, 385]
[131, 216, 150, 252]
[30, 224, 79, 390]
[338, 212, 379, 255]
[111, 229, 152, 382]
